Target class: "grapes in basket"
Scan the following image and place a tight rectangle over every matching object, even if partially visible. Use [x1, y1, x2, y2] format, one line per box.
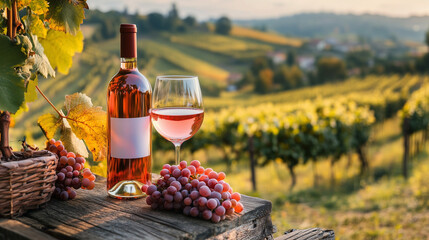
[142, 160, 244, 223]
[47, 139, 96, 200]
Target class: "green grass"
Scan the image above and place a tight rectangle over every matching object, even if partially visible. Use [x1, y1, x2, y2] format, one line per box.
[168, 33, 273, 59]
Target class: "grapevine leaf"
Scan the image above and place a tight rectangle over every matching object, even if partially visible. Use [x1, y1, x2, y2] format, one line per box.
[0, 35, 27, 113]
[39, 29, 83, 74]
[18, 0, 49, 15]
[60, 117, 89, 158]
[0, 0, 11, 8]
[64, 92, 92, 112]
[38, 113, 61, 139]
[25, 74, 38, 103]
[64, 93, 107, 162]
[13, 74, 39, 116]
[30, 34, 55, 78]
[23, 14, 47, 38]
[45, 0, 87, 34]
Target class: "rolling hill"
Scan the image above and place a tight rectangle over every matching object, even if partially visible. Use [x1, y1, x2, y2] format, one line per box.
[235, 13, 429, 43]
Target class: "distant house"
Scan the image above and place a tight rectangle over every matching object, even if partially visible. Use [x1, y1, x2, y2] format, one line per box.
[228, 72, 243, 84]
[297, 56, 315, 71]
[307, 39, 328, 51]
[266, 51, 286, 65]
[226, 72, 243, 92]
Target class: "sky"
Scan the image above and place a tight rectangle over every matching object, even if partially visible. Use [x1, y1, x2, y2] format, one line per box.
[89, 0, 429, 20]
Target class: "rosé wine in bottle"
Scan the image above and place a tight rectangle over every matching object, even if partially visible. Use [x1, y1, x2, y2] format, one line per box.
[107, 24, 152, 199]
[151, 108, 204, 144]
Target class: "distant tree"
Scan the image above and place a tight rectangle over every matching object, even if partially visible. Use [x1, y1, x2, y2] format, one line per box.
[237, 71, 255, 89]
[317, 57, 347, 83]
[274, 65, 303, 90]
[166, 3, 182, 31]
[416, 53, 429, 73]
[148, 12, 165, 30]
[215, 16, 232, 35]
[255, 68, 273, 94]
[250, 57, 272, 75]
[136, 16, 150, 33]
[184, 16, 197, 27]
[286, 51, 297, 66]
[346, 50, 372, 69]
[425, 30, 429, 47]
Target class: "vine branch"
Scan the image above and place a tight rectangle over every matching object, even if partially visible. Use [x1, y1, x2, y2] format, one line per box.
[36, 86, 65, 118]
[1, 0, 20, 160]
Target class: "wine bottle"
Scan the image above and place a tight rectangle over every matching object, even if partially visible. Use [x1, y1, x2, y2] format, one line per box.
[107, 24, 152, 199]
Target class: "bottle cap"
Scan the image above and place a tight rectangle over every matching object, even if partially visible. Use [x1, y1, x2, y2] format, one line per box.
[120, 24, 137, 58]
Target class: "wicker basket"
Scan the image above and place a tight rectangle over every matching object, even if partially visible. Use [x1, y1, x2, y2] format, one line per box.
[0, 150, 58, 218]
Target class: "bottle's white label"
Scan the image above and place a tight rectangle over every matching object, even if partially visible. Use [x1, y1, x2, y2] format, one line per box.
[110, 116, 150, 159]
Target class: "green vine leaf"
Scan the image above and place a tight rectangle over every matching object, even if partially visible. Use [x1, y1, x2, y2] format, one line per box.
[14, 74, 39, 116]
[30, 34, 55, 78]
[25, 74, 38, 103]
[45, 0, 88, 35]
[39, 29, 83, 74]
[0, 0, 12, 9]
[0, 35, 27, 113]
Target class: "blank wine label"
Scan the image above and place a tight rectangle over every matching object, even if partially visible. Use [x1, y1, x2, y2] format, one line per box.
[110, 116, 150, 159]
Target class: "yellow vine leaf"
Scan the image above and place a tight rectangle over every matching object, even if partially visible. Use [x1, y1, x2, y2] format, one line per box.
[65, 93, 107, 162]
[60, 117, 89, 158]
[38, 113, 61, 139]
[18, 0, 49, 15]
[39, 29, 83, 74]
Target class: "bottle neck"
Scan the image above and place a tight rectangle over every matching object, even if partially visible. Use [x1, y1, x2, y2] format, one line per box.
[121, 57, 137, 70]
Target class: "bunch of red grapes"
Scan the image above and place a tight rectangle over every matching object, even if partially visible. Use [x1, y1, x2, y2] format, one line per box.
[142, 160, 244, 223]
[47, 139, 96, 200]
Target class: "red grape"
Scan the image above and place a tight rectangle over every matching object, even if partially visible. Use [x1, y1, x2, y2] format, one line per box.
[179, 161, 187, 169]
[208, 171, 218, 179]
[199, 186, 211, 197]
[57, 172, 65, 181]
[204, 168, 213, 175]
[211, 213, 221, 223]
[187, 165, 196, 175]
[207, 199, 217, 210]
[190, 207, 199, 217]
[82, 178, 91, 188]
[231, 192, 241, 201]
[222, 200, 232, 209]
[214, 184, 223, 193]
[142, 162, 243, 223]
[218, 172, 226, 180]
[197, 166, 204, 174]
[202, 209, 212, 220]
[235, 202, 244, 213]
[60, 191, 68, 201]
[198, 197, 207, 206]
[162, 164, 171, 170]
[215, 206, 226, 216]
[59, 156, 68, 166]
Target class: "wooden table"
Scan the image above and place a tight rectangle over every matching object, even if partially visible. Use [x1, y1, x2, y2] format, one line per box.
[0, 177, 274, 240]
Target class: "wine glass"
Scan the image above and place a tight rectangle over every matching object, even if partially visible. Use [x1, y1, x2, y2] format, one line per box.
[151, 75, 204, 165]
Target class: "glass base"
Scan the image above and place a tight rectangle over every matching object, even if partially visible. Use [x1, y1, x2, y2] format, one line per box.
[108, 180, 146, 199]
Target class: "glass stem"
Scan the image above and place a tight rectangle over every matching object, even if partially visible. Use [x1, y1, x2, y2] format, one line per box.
[174, 143, 181, 165]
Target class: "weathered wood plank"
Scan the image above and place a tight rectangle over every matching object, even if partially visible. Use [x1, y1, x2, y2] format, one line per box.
[0, 219, 57, 240]
[1, 177, 274, 240]
[275, 228, 335, 240]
